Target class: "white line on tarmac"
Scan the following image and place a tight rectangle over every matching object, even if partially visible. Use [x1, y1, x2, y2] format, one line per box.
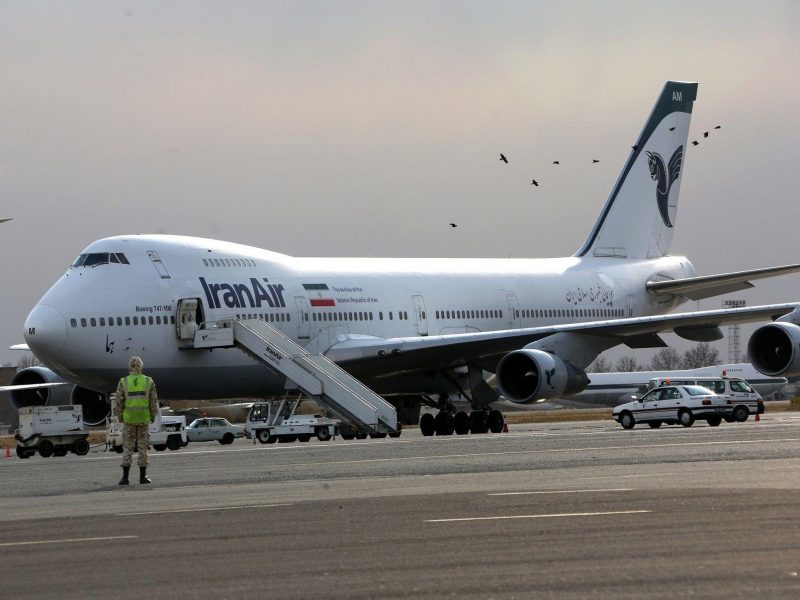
[0, 535, 138, 547]
[116, 503, 293, 516]
[488, 488, 633, 496]
[426, 510, 652, 523]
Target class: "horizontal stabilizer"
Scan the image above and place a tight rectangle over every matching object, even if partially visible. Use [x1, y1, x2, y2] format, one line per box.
[9, 343, 30, 351]
[0, 218, 12, 224]
[647, 264, 800, 301]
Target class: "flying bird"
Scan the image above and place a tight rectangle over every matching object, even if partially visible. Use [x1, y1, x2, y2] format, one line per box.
[714, 125, 722, 129]
[499, 153, 508, 164]
[669, 127, 676, 131]
[530, 179, 539, 186]
[703, 131, 709, 138]
[449, 223, 457, 228]
[552, 160, 560, 165]
[592, 159, 599, 164]
[691, 140, 699, 146]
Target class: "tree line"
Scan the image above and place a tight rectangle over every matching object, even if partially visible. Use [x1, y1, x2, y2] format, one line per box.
[587, 343, 722, 373]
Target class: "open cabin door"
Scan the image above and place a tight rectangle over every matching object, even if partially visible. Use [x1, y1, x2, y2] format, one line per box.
[176, 298, 204, 340]
[506, 294, 521, 328]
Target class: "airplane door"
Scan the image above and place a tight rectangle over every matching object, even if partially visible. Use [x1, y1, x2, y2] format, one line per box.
[295, 296, 310, 339]
[506, 294, 521, 328]
[146, 251, 171, 279]
[176, 298, 201, 340]
[412, 295, 428, 336]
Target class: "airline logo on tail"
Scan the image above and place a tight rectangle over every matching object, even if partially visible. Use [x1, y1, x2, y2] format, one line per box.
[646, 146, 683, 228]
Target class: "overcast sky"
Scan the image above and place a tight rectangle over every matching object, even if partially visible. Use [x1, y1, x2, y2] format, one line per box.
[2, 1, 800, 366]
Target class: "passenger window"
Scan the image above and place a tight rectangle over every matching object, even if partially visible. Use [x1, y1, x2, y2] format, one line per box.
[125, 317, 130, 325]
[133, 317, 139, 325]
[100, 317, 106, 326]
[81, 318, 87, 327]
[117, 317, 122, 326]
[379, 312, 383, 320]
[148, 316, 154, 325]
[156, 316, 161, 325]
[389, 312, 393, 320]
[70, 319, 77, 328]
[90, 318, 96, 327]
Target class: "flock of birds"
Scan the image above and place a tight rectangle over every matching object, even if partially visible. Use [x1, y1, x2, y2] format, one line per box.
[447, 125, 723, 229]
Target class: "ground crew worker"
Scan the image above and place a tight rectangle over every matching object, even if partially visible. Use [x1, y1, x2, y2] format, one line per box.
[115, 356, 158, 485]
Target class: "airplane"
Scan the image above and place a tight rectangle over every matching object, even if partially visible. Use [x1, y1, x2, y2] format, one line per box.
[7, 80, 800, 435]
[563, 363, 787, 407]
[0, 219, 11, 224]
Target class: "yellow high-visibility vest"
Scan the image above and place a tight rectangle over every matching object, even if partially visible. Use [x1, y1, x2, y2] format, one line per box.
[122, 375, 152, 424]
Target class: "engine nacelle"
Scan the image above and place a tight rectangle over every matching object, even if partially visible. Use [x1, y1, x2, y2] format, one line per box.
[8, 367, 73, 410]
[496, 349, 589, 404]
[748, 322, 800, 377]
[70, 386, 110, 426]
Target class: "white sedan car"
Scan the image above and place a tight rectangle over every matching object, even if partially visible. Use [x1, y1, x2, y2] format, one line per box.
[613, 385, 732, 429]
[186, 418, 246, 444]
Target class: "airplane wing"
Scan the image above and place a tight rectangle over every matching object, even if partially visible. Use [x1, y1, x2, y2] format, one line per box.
[9, 344, 30, 351]
[0, 218, 11, 224]
[327, 302, 798, 377]
[0, 382, 68, 393]
[646, 264, 800, 301]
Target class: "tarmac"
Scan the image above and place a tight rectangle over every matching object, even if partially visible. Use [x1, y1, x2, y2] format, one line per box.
[3, 413, 800, 598]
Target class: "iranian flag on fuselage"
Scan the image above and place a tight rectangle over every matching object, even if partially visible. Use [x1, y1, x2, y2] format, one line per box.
[303, 283, 335, 307]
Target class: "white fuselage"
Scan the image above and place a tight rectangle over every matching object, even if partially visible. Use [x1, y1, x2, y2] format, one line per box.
[24, 234, 694, 399]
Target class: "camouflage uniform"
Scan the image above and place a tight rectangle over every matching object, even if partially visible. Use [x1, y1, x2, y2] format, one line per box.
[115, 363, 158, 468]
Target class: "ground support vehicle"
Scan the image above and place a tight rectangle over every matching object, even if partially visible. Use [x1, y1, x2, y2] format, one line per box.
[186, 417, 245, 444]
[247, 399, 338, 444]
[107, 406, 188, 453]
[648, 376, 764, 422]
[15, 405, 90, 458]
[613, 385, 733, 429]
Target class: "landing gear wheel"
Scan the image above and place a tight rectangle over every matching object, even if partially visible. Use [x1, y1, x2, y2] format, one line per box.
[488, 410, 504, 433]
[256, 429, 271, 444]
[388, 423, 403, 438]
[679, 409, 695, 428]
[316, 427, 332, 442]
[620, 412, 635, 430]
[434, 412, 455, 436]
[167, 436, 181, 451]
[707, 416, 722, 427]
[647, 421, 662, 429]
[468, 411, 488, 434]
[73, 438, 90, 456]
[454, 411, 470, 435]
[733, 406, 749, 422]
[38, 440, 54, 458]
[420, 413, 436, 437]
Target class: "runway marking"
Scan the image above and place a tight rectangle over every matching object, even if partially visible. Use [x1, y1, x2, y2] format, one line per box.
[0, 535, 138, 547]
[488, 488, 633, 496]
[116, 503, 293, 516]
[426, 509, 651, 523]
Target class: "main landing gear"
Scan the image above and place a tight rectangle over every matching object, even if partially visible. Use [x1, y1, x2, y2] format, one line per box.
[419, 409, 504, 436]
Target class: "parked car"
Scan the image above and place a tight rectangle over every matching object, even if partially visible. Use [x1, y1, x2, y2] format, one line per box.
[648, 376, 764, 422]
[186, 417, 246, 444]
[613, 385, 732, 429]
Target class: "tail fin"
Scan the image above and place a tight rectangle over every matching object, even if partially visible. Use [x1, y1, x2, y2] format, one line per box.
[576, 81, 698, 259]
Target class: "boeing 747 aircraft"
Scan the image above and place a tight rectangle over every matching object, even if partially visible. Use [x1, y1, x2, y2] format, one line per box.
[7, 81, 800, 433]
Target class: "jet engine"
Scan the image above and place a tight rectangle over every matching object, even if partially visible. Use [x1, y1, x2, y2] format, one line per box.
[748, 322, 800, 377]
[70, 386, 110, 426]
[496, 349, 589, 403]
[8, 367, 72, 410]
[8, 367, 110, 425]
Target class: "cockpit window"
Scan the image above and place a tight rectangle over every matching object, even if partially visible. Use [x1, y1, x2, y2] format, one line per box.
[71, 252, 129, 267]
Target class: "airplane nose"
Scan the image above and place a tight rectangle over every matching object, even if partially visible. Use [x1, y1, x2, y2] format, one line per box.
[24, 303, 67, 358]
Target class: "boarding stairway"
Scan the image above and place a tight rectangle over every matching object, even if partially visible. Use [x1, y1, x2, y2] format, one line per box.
[192, 318, 398, 434]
